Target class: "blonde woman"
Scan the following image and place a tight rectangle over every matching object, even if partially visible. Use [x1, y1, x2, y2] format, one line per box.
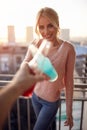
[23, 7, 76, 130]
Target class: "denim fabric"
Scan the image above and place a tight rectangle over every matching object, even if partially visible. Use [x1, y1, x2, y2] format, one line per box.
[31, 92, 60, 130]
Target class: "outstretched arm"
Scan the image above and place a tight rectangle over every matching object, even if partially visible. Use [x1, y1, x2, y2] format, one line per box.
[0, 62, 45, 128]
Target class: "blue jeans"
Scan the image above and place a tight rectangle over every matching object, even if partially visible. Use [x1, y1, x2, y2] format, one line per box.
[31, 92, 60, 130]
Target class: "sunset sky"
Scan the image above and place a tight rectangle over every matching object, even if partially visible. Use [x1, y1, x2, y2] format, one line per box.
[0, 0, 87, 39]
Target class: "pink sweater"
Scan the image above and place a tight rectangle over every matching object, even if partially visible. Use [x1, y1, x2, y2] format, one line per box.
[24, 42, 75, 117]
[23, 40, 76, 117]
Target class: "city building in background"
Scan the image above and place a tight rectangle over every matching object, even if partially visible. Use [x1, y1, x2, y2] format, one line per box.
[0, 25, 87, 74]
[26, 26, 33, 43]
[0, 25, 34, 46]
[0, 26, 71, 46]
[7, 25, 15, 45]
[0, 46, 27, 74]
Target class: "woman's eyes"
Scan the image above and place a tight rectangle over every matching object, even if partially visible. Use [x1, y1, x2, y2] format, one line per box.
[48, 24, 54, 28]
[39, 24, 54, 30]
[39, 25, 44, 30]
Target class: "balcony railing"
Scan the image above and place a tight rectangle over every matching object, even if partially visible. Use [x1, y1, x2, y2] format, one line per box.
[0, 76, 87, 130]
[0, 53, 87, 130]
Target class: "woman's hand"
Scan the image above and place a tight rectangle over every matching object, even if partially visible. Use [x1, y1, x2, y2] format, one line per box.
[64, 115, 73, 129]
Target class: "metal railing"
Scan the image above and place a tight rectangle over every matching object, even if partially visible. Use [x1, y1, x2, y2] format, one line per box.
[57, 96, 87, 130]
[0, 77, 87, 130]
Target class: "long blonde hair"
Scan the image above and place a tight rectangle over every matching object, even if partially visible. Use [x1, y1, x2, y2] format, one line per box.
[35, 7, 60, 37]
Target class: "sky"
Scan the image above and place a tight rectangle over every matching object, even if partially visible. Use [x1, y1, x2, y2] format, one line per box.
[0, 0, 87, 39]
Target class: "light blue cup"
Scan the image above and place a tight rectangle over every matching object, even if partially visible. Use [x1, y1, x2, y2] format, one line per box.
[35, 53, 58, 82]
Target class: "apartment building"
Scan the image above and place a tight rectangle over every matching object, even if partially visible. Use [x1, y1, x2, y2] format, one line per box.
[0, 46, 27, 74]
[0, 26, 70, 74]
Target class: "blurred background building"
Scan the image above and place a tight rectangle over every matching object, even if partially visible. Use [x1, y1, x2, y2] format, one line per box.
[0, 25, 87, 76]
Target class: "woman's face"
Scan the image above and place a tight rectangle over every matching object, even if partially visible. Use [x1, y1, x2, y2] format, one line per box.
[38, 16, 57, 42]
